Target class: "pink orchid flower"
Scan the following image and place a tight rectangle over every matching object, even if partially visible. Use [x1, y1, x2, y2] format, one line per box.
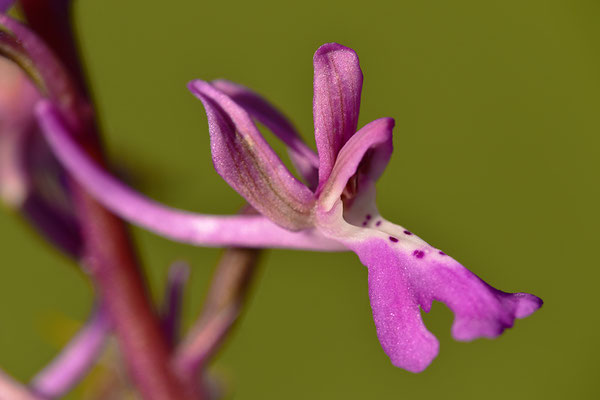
[36, 42, 542, 373]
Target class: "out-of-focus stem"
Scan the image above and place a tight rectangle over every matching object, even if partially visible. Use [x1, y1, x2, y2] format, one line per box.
[0, 368, 42, 400]
[75, 191, 196, 399]
[174, 248, 262, 388]
[19, 2, 197, 398]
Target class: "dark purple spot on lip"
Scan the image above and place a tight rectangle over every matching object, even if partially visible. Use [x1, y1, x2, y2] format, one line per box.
[389, 236, 399, 243]
[362, 221, 367, 226]
[366, 214, 372, 220]
[438, 251, 446, 256]
[403, 230, 412, 235]
[413, 250, 425, 259]
[376, 221, 382, 227]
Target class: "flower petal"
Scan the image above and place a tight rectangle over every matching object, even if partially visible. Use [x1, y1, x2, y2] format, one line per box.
[313, 43, 363, 186]
[317, 193, 542, 372]
[36, 100, 345, 251]
[318, 117, 394, 211]
[211, 79, 319, 189]
[189, 80, 315, 230]
[30, 303, 110, 398]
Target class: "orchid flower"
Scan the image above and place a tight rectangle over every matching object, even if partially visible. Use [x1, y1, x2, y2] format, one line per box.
[36, 42, 542, 373]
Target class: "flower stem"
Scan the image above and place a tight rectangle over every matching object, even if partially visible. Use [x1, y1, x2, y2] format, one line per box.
[19, 1, 198, 398]
[175, 248, 262, 389]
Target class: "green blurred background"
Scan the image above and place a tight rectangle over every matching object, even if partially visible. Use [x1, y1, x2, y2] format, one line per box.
[1, 0, 599, 398]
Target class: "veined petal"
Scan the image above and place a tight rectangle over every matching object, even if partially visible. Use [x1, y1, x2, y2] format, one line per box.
[316, 190, 542, 372]
[36, 100, 345, 252]
[313, 43, 363, 186]
[189, 80, 315, 230]
[30, 303, 110, 399]
[318, 117, 394, 211]
[211, 79, 319, 189]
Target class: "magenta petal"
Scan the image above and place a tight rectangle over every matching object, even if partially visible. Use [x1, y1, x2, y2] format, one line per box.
[211, 79, 319, 189]
[189, 80, 315, 230]
[36, 100, 345, 251]
[352, 235, 542, 372]
[365, 243, 439, 372]
[318, 117, 394, 211]
[313, 43, 363, 186]
[316, 192, 542, 372]
[30, 304, 110, 398]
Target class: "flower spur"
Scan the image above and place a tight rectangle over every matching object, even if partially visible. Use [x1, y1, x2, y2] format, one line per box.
[36, 42, 542, 373]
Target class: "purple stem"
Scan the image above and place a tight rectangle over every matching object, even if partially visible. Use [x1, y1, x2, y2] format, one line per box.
[16, 3, 197, 398]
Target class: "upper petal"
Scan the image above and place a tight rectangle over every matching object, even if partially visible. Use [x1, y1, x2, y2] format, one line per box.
[316, 193, 542, 372]
[313, 43, 363, 186]
[211, 79, 319, 189]
[189, 80, 315, 230]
